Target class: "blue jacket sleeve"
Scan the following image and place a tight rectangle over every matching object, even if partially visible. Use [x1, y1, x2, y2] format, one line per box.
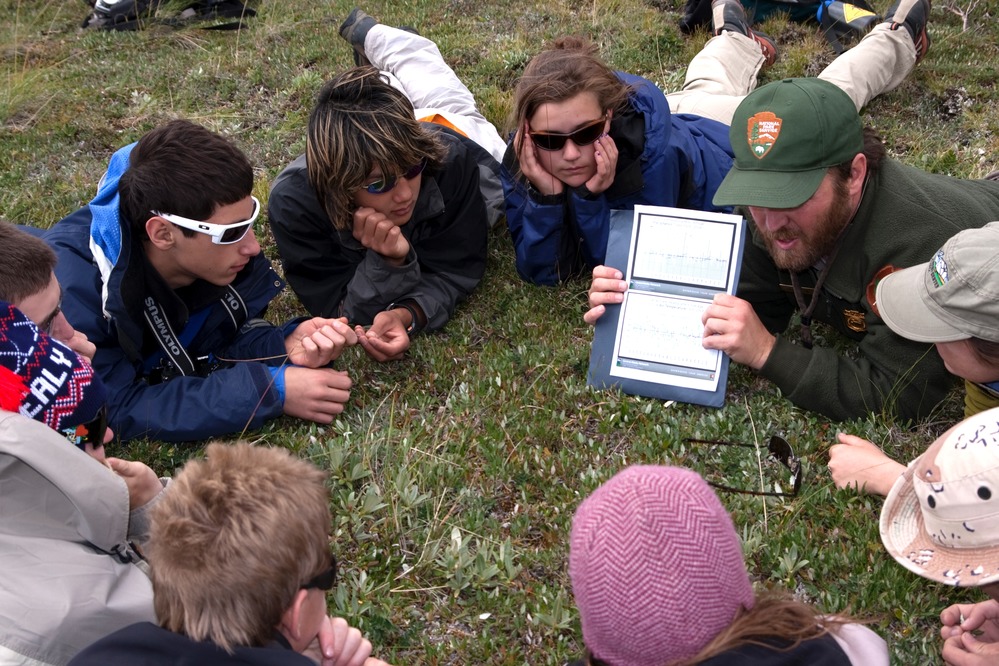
[568, 190, 611, 268]
[222, 318, 293, 367]
[668, 113, 735, 213]
[502, 159, 609, 285]
[502, 160, 564, 286]
[95, 341, 285, 443]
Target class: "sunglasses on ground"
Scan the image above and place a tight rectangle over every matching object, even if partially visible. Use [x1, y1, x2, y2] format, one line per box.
[61, 404, 109, 451]
[301, 550, 337, 591]
[529, 115, 607, 152]
[362, 158, 429, 195]
[153, 195, 260, 245]
[683, 434, 802, 498]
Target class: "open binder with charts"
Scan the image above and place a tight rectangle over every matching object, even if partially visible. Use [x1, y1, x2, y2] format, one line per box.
[588, 205, 746, 407]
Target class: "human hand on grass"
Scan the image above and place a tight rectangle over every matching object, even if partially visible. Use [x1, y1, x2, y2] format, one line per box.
[828, 433, 905, 496]
[108, 458, 162, 510]
[942, 600, 999, 640]
[940, 600, 999, 665]
[283, 367, 352, 423]
[355, 310, 410, 362]
[286, 317, 357, 367]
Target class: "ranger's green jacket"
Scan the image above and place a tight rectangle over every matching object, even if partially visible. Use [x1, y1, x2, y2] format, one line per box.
[740, 158, 999, 422]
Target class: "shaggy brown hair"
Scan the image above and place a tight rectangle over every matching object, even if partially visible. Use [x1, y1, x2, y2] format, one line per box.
[306, 66, 447, 230]
[149, 442, 331, 653]
[510, 36, 631, 165]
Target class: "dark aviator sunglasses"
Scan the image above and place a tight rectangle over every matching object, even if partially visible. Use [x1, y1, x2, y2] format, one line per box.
[529, 115, 607, 152]
[301, 550, 337, 591]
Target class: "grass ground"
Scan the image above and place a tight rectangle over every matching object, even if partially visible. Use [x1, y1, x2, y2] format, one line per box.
[1, 0, 997, 662]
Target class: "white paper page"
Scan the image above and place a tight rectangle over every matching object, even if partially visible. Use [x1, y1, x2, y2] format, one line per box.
[608, 206, 744, 391]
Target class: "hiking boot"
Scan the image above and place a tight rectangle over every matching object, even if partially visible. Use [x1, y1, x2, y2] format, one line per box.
[710, 0, 778, 68]
[339, 7, 378, 66]
[885, 0, 931, 63]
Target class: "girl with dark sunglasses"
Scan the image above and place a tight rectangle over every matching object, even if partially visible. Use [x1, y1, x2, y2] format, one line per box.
[504, 0, 926, 289]
[501, 35, 736, 286]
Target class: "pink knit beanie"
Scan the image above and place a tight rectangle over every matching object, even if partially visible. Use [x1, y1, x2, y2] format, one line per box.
[569, 465, 756, 666]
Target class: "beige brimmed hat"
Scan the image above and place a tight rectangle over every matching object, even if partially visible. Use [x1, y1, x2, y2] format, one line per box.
[875, 222, 999, 343]
[881, 406, 999, 587]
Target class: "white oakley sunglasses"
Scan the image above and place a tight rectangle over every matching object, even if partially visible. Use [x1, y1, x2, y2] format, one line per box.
[153, 196, 260, 245]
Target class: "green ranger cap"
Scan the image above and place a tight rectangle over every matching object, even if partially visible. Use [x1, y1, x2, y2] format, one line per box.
[712, 78, 864, 209]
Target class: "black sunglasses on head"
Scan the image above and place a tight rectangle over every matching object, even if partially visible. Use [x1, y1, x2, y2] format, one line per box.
[683, 435, 802, 498]
[529, 115, 607, 152]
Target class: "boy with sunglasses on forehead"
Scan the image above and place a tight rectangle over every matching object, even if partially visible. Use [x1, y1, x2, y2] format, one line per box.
[43, 120, 357, 442]
[269, 14, 499, 362]
[70, 442, 391, 666]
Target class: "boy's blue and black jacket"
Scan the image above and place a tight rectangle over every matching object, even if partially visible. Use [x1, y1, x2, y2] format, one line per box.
[45, 143, 297, 442]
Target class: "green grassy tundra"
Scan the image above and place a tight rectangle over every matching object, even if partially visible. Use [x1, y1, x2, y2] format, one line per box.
[1, 0, 996, 662]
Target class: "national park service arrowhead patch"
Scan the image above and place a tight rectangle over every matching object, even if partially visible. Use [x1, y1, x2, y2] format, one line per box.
[866, 264, 900, 317]
[747, 111, 782, 160]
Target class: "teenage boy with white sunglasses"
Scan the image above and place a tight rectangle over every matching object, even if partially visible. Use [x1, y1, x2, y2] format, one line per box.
[44, 119, 356, 442]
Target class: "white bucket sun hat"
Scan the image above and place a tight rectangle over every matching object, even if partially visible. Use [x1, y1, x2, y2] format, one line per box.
[881, 406, 999, 587]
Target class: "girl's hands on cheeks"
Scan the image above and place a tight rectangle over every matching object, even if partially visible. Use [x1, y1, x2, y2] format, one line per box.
[354, 311, 410, 362]
[516, 123, 563, 197]
[585, 133, 618, 195]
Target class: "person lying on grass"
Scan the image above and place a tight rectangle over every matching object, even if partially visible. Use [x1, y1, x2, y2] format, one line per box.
[568, 464, 887, 665]
[70, 442, 391, 666]
[269, 8, 501, 362]
[881, 406, 999, 665]
[829, 223, 999, 495]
